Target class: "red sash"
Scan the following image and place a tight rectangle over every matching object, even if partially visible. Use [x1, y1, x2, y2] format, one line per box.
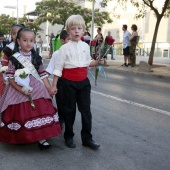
[62, 67, 87, 81]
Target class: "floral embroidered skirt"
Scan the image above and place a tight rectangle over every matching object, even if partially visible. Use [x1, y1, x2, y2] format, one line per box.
[0, 98, 62, 144]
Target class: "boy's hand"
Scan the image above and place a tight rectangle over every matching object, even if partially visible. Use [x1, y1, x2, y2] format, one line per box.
[99, 59, 104, 65]
[50, 86, 58, 96]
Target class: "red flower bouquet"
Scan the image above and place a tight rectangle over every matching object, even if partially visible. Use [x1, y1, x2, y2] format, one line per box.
[106, 37, 115, 45]
[94, 37, 115, 86]
[81, 36, 85, 41]
[90, 40, 96, 46]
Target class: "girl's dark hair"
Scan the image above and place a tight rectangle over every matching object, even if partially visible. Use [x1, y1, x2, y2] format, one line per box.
[11, 23, 25, 42]
[10, 28, 42, 71]
[97, 27, 101, 31]
[131, 24, 138, 31]
[11, 23, 25, 28]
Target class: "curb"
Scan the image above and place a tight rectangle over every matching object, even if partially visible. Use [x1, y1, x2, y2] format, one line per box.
[43, 57, 170, 80]
[103, 66, 170, 80]
[88, 64, 170, 80]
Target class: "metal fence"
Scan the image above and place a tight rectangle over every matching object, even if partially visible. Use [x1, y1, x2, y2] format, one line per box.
[114, 42, 170, 58]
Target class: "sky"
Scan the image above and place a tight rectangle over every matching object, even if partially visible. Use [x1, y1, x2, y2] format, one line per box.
[0, 0, 165, 19]
[0, 0, 42, 17]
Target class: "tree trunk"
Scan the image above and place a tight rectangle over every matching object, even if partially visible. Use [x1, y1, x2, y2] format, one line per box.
[148, 16, 162, 65]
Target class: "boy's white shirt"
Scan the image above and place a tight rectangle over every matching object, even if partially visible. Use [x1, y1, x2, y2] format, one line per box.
[46, 50, 59, 75]
[53, 40, 91, 77]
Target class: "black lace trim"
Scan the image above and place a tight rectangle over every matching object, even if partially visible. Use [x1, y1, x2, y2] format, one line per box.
[9, 44, 42, 71]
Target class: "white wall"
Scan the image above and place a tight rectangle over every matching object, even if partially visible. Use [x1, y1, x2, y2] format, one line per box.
[92, 0, 170, 44]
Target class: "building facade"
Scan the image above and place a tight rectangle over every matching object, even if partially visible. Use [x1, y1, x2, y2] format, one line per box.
[25, 0, 170, 58]
[87, 0, 170, 58]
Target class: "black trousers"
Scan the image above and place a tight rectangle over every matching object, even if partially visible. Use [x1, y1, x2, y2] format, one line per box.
[56, 77, 92, 143]
[55, 78, 64, 123]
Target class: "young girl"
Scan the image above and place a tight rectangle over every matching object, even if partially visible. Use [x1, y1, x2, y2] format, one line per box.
[0, 28, 61, 149]
[0, 24, 25, 120]
[2, 24, 25, 66]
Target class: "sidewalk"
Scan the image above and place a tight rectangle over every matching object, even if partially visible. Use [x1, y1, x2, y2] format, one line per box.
[104, 60, 170, 79]
[42, 52, 170, 79]
[103, 55, 170, 79]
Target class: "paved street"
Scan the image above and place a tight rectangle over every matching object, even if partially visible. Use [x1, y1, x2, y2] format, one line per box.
[0, 60, 170, 170]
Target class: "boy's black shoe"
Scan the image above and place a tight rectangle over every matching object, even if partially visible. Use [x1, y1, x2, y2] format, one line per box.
[65, 139, 76, 148]
[82, 140, 100, 150]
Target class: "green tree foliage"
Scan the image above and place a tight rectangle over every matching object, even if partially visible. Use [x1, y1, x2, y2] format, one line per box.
[19, 15, 42, 32]
[114, 0, 170, 65]
[0, 14, 42, 36]
[35, 0, 113, 30]
[0, 14, 16, 35]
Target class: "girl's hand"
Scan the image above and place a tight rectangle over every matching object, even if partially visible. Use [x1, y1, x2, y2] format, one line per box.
[21, 87, 32, 95]
[24, 90, 32, 96]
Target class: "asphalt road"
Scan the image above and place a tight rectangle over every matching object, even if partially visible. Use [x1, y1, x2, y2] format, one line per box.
[0, 61, 170, 170]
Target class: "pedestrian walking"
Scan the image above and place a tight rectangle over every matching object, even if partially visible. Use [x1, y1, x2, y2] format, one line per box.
[105, 31, 115, 60]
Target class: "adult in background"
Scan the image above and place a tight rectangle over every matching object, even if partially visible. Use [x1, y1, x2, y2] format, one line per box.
[129, 24, 139, 67]
[46, 33, 55, 59]
[0, 33, 7, 54]
[36, 35, 43, 56]
[94, 27, 103, 47]
[93, 27, 103, 58]
[105, 31, 115, 60]
[122, 24, 131, 67]
[83, 32, 91, 45]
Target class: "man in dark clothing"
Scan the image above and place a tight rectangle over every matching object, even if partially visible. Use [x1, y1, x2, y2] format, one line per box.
[0, 33, 7, 53]
[46, 33, 55, 59]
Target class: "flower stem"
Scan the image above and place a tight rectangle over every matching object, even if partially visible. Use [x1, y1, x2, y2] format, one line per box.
[28, 95, 35, 110]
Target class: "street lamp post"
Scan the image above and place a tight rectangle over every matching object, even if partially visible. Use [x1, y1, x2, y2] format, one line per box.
[17, 0, 19, 24]
[91, 0, 95, 39]
[88, 0, 108, 39]
[88, 0, 95, 39]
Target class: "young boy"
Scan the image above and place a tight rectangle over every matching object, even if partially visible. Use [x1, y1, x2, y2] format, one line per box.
[46, 30, 70, 128]
[46, 30, 70, 75]
[51, 15, 100, 150]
